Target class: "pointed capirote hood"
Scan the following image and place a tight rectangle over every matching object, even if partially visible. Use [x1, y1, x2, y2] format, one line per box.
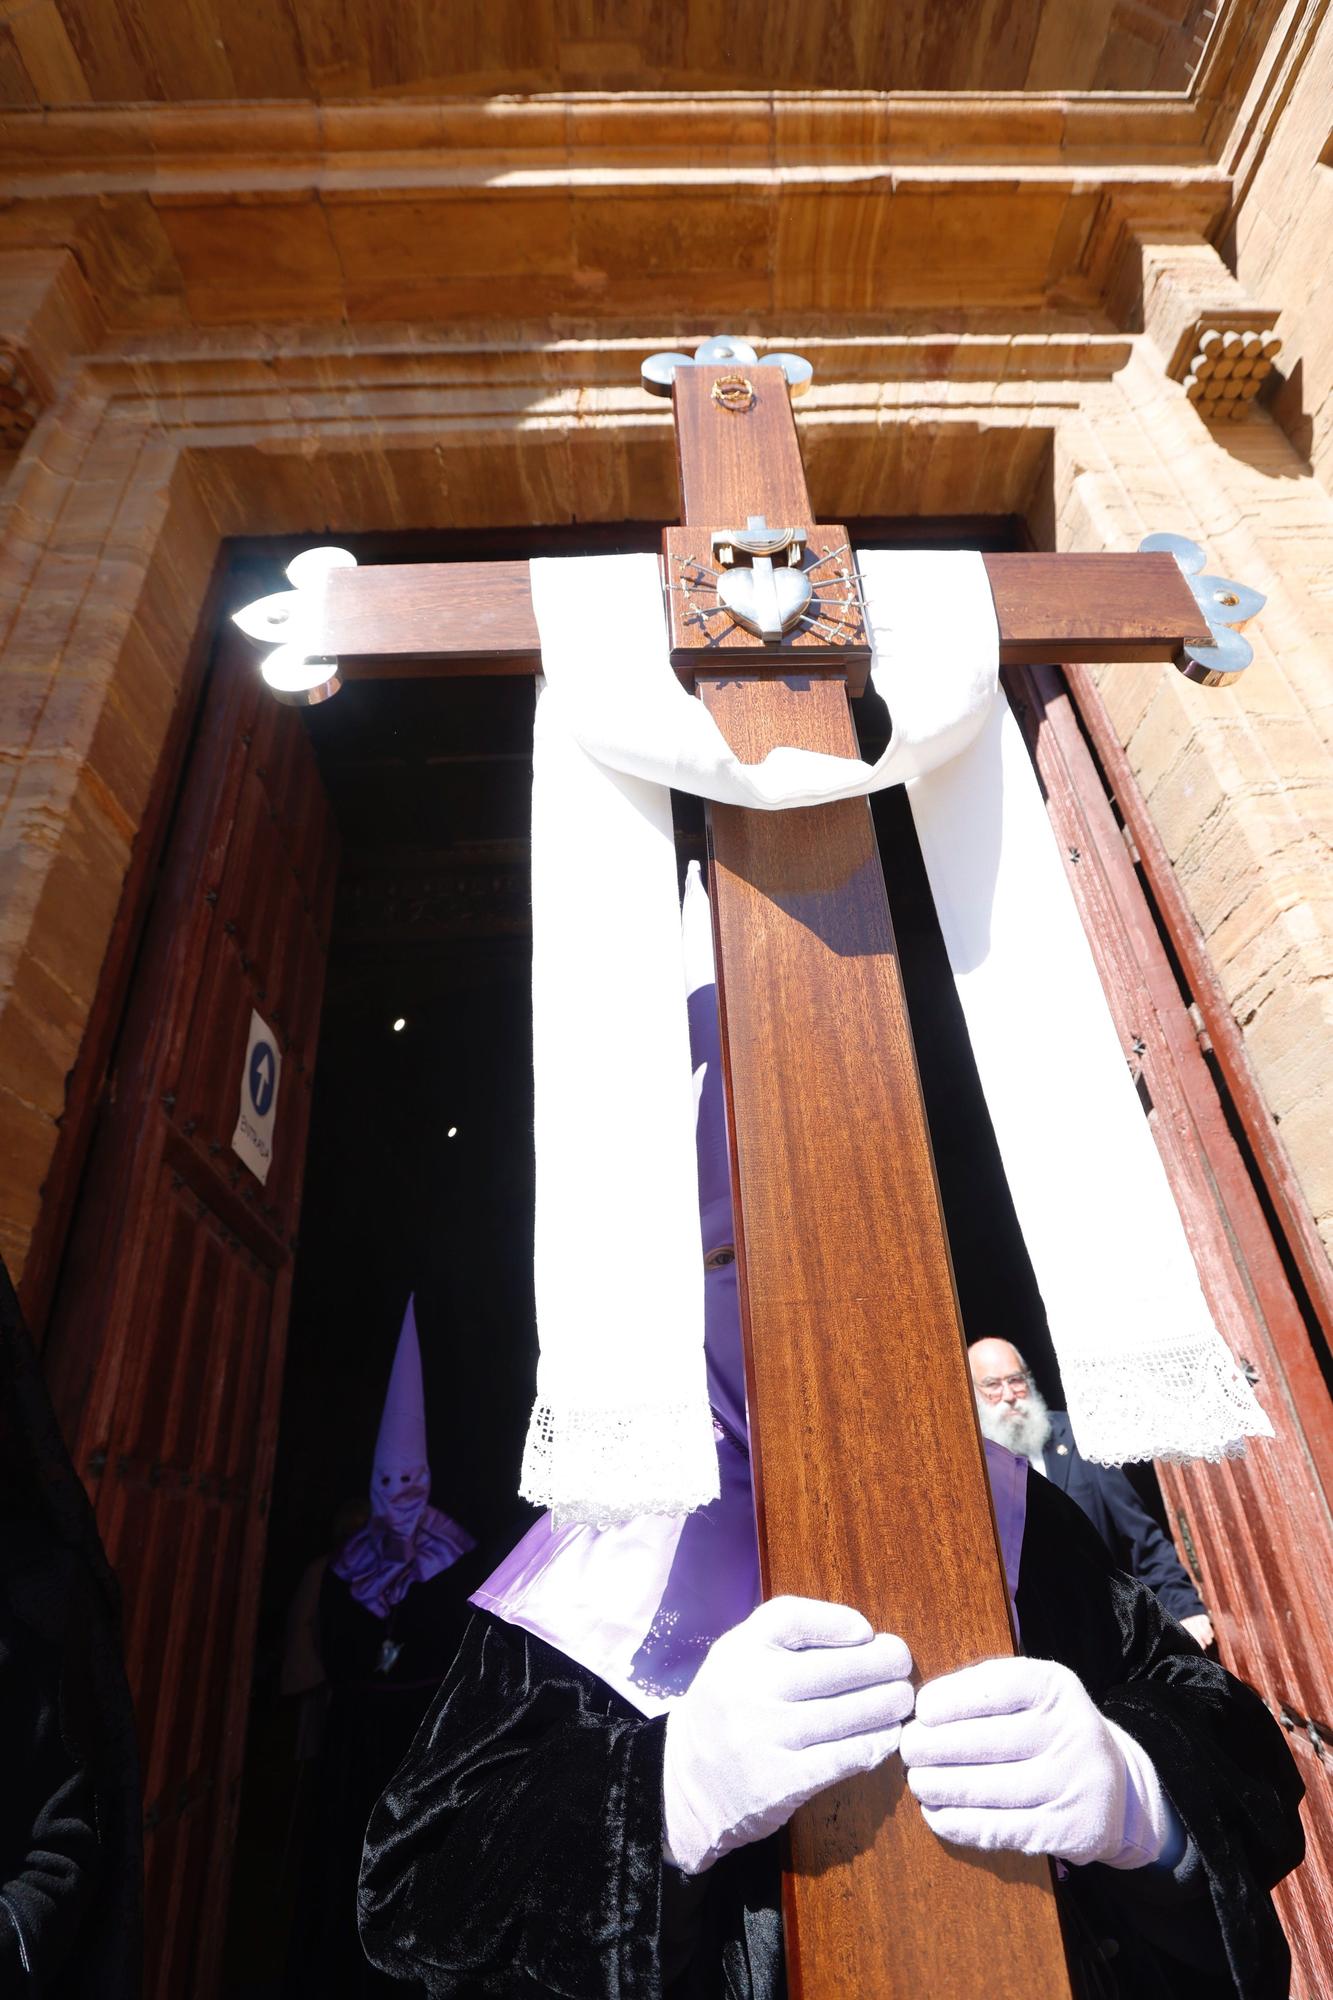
[370, 1293, 430, 1507]
[331, 1294, 476, 1620]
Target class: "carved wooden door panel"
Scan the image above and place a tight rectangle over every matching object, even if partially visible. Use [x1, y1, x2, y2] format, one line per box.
[1009, 663, 1333, 2000]
[45, 628, 338, 2000]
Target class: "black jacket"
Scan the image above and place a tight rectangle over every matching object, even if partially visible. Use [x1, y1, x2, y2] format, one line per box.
[1040, 1411, 1206, 1622]
[285, 1548, 497, 1999]
[358, 1471, 1303, 2000]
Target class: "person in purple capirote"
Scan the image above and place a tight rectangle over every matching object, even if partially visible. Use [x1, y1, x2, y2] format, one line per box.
[357, 868, 1301, 2000]
[286, 1296, 490, 2000]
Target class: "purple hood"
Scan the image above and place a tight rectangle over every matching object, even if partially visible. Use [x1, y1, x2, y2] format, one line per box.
[331, 1294, 476, 1620]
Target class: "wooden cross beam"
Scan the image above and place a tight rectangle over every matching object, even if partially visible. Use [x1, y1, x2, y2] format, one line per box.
[234, 344, 1253, 1999]
[245, 534, 1225, 698]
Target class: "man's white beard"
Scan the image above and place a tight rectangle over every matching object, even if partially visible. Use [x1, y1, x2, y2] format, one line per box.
[976, 1383, 1052, 1460]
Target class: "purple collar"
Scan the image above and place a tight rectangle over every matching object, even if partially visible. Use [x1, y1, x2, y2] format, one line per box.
[475, 1439, 1027, 1714]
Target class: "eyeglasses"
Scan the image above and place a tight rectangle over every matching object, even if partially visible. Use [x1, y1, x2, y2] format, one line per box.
[976, 1371, 1031, 1400]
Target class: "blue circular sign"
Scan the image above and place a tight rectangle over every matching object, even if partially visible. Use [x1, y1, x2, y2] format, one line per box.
[248, 1039, 276, 1118]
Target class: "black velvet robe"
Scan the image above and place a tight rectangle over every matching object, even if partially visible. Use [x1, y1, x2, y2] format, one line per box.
[357, 1472, 1304, 2000]
[285, 1545, 495, 1998]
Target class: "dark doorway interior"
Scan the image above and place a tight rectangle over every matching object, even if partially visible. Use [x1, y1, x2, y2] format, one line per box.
[219, 792, 541, 1994]
[220, 516, 1074, 1994]
[220, 525, 665, 1996]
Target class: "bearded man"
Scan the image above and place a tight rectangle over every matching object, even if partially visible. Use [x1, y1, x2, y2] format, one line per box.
[968, 1337, 1214, 1648]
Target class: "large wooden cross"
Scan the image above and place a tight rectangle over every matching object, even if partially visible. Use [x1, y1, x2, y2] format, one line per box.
[236, 340, 1246, 1999]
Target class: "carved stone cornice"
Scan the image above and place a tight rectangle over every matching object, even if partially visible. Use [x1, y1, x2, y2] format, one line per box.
[0, 145, 1231, 334]
[0, 92, 1218, 189]
[82, 325, 1135, 396]
[0, 6, 1316, 347]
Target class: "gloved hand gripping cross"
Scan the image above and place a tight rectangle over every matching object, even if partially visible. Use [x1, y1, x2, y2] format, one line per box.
[661, 1598, 1182, 1878]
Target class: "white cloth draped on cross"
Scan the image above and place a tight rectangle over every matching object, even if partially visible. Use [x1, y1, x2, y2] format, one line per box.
[524, 550, 1272, 1527]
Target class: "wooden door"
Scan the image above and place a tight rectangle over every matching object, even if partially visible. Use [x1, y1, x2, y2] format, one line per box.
[1009, 662, 1333, 2000]
[44, 625, 338, 2000]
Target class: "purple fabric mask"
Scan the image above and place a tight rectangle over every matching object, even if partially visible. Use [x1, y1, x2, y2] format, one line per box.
[332, 1295, 476, 1620]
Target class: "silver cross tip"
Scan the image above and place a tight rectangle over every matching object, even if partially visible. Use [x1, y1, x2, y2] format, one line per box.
[641, 335, 813, 399]
[232, 545, 357, 705]
[1139, 532, 1264, 687]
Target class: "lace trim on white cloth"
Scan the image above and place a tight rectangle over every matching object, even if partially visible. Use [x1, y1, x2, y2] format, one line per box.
[520, 1397, 721, 1528]
[905, 687, 1273, 1467]
[1063, 1337, 1273, 1466]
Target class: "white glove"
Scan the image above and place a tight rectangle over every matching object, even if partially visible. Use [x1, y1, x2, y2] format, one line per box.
[899, 1656, 1178, 1870]
[661, 1596, 914, 1876]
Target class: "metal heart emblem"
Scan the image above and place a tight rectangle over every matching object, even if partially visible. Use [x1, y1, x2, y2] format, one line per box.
[717, 563, 811, 640]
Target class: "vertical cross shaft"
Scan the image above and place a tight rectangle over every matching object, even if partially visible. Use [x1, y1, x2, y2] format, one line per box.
[670, 363, 1074, 2000]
